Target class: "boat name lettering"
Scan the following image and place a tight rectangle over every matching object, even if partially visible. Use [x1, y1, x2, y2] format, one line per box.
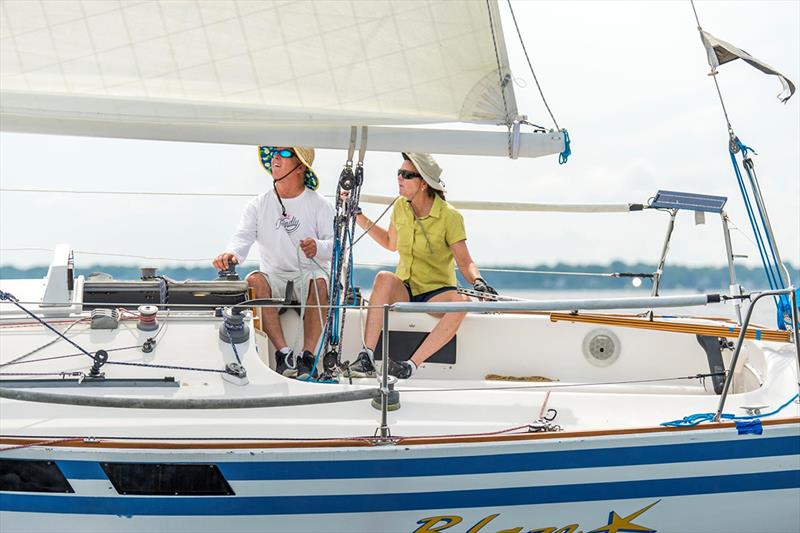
[412, 500, 660, 533]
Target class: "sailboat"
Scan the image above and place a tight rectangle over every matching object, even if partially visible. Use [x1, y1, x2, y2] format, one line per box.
[1, 1, 798, 532]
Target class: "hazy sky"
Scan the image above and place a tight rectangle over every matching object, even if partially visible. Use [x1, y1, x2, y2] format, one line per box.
[1, 1, 798, 273]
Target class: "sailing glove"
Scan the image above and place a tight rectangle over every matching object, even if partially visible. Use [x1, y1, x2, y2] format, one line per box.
[472, 277, 497, 295]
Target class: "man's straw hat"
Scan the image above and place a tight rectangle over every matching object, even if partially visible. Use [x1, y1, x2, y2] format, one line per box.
[258, 146, 319, 190]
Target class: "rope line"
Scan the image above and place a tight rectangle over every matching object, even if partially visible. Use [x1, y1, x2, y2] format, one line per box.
[0, 291, 95, 361]
[398, 372, 725, 394]
[486, 0, 511, 126]
[506, 0, 560, 130]
[0, 317, 88, 368]
[1, 346, 143, 366]
[485, 0, 513, 158]
[661, 393, 799, 427]
[0, 187, 256, 198]
[351, 196, 398, 247]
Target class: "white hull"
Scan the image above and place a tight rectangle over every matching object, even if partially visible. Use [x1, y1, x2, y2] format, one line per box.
[1, 271, 799, 532]
[2, 423, 799, 532]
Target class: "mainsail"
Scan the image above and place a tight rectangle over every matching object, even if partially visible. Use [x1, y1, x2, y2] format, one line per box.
[0, 0, 562, 157]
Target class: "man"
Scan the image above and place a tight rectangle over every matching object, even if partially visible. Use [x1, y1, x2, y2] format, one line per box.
[213, 146, 334, 379]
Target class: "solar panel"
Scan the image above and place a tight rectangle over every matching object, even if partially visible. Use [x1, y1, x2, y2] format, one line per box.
[650, 190, 727, 213]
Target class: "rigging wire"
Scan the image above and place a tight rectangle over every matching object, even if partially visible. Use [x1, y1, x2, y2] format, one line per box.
[505, 0, 560, 131]
[1, 345, 142, 366]
[0, 317, 88, 368]
[398, 372, 725, 394]
[350, 196, 398, 247]
[689, 0, 734, 134]
[0, 187, 255, 198]
[0, 291, 96, 362]
[485, 0, 513, 159]
[486, 0, 511, 126]
[688, 0, 793, 328]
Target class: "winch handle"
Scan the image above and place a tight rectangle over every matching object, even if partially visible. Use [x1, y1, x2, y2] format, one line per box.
[217, 260, 240, 281]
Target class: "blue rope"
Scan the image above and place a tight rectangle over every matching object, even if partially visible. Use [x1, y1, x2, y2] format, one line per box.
[301, 224, 360, 385]
[329, 238, 342, 345]
[346, 226, 358, 307]
[660, 393, 799, 427]
[730, 150, 777, 290]
[736, 140, 787, 293]
[302, 220, 344, 383]
[728, 138, 793, 329]
[558, 129, 571, 165]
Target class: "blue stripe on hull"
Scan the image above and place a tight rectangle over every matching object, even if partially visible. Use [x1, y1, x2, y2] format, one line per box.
[52, 435, 800, 480]
[2, 470, 799, 515]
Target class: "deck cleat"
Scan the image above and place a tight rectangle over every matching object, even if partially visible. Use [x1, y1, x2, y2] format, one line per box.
[741, 405, 769, 416]
[222, 361, 249, 386]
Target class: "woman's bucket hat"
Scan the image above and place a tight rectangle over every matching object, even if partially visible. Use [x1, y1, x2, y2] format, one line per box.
[403, 152, 446, 192]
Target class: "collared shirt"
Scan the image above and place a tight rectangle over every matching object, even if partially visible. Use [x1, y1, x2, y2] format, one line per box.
[391, 194, 467, 296]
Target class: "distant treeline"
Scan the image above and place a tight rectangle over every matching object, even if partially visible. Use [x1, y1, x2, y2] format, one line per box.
[2, 262, 797, 292]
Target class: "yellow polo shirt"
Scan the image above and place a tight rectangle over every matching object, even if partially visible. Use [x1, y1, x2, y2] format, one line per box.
[391, 195, 467, 296]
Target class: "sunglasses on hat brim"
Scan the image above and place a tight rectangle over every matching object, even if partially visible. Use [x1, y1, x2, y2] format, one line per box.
[397, 169, 422, 180]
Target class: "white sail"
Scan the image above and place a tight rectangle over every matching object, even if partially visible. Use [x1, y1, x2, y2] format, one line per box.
[0, 0, 543, 155]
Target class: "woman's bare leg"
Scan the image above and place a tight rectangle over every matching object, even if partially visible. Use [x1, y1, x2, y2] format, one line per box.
[409, 290, 469, 367]
[363, 271, 409, 351]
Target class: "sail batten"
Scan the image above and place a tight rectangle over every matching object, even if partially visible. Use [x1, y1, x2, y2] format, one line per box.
[1, 0, 520, 135]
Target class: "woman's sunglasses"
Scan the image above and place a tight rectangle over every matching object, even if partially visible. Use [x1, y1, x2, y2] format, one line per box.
[272, 148, 295, 158]
[397, 169, 422, 180]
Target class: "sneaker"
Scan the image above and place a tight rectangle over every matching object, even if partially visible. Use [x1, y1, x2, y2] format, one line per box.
[347, 350, 376, 378]
[295, 351, 318, 380]
[388, 359, 414, 380]
[275, 349, 296, 377]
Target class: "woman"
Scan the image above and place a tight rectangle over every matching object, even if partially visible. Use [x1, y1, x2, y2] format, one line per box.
[349, 153, 495, 379]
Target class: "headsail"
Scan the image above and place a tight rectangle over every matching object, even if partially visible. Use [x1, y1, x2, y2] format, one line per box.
[0, 1, 561, 157]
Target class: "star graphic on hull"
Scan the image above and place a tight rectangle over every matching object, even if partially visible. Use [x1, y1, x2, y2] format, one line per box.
[587, 500, 661, 533]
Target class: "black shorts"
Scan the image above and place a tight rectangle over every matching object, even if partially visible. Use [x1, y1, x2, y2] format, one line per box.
[404, 284, 457, 303]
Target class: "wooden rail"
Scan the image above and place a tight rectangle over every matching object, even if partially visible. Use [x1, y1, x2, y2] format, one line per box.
[549, 312, 791, 342]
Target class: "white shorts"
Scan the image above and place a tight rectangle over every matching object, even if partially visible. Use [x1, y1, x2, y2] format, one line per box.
[249, 269, 328, 304]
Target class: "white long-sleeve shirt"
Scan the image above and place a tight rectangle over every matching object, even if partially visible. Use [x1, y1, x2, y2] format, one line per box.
[227, 189, 335, 274]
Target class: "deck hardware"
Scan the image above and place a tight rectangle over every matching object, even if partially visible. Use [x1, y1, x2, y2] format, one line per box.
[90, 308, 119, 329]
[370, 435, 401, 446]
[720, 338, 735, 350]
[218, 307, 249, 344]
[715, 287, 799, 421]
[222, 362, 248, 386]
[371, 377, 399, 412]
[375, 304, 398, 438]
[741, 405, 768, 416]
[528, 409, 562, 433]
[87, 349, 108, 378]
[216, 263, 239, 281]
[141, 337, 156, 353]
[136, 305, 159, 331]
[0, 377, 179, 389]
